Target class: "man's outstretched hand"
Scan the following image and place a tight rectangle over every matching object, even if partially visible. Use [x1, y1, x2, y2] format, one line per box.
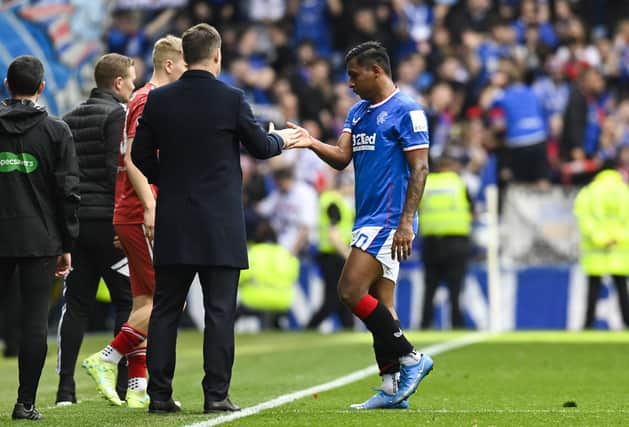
[269, 121, 301, 149]
[285, 121, 314, 148]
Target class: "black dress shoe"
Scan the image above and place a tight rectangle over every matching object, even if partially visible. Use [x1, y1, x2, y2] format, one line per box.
[148, 399, 181, 414]
[12, 403, 43, 420]
[204, 397, 241, 413]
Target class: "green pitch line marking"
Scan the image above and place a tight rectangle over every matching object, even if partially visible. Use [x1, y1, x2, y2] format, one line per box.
[186, 332, 494, 427]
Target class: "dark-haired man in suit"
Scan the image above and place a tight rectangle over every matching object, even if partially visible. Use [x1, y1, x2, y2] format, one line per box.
[132, 23, 299, 414]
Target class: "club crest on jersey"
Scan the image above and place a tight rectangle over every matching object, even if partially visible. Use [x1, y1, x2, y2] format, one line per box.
[352, 133, 376, 151]
[376, 111, 388, 125]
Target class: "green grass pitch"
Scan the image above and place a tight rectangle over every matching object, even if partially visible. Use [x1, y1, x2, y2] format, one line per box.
[1, 331, 628, 426]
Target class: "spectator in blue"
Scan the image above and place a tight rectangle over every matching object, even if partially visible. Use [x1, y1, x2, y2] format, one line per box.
[105, 8, 176, 84]
[105, 10, 150, 59]
[292, 0, 343, 59]
[512, 0, 557, 49]
[391, 0, 434, 61]
[475, 19, 518, 86]
[486, 57, 549, 186]
[532, 56, 570, 134]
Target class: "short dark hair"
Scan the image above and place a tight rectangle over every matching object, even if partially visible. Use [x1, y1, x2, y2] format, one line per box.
[6, 55, 44, 96]
[182, 23, 221, 65]
[94, 53, 134, 89]
[344, 41, 391, 77]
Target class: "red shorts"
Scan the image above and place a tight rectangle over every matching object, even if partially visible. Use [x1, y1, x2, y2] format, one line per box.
[114, 224, 154, 296]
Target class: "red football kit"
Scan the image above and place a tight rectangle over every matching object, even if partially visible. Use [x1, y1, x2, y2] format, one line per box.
[113, 82, 157, 296]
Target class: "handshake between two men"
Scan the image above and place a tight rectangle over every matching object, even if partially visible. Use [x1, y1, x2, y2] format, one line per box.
[268, 121, 316, 150]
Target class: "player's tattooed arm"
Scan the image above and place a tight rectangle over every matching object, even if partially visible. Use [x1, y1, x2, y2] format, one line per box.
[402, 147, 429, 221]
[393, 147, 429, 261]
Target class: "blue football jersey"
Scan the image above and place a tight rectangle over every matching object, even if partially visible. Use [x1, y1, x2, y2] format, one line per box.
[343, 89, 429, 232]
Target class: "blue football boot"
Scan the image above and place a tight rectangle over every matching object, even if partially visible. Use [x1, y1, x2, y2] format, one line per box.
[349, 389, 409, 410]
[393, 353, 433, 404]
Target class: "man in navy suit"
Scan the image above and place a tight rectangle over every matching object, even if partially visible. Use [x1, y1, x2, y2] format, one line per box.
[131, 23, 298, 414]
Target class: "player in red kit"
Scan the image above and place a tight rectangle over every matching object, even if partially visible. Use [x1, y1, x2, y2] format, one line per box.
[82, 36, 186, 408]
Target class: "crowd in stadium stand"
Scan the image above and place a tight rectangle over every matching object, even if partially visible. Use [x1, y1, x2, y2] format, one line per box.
[86, 0, 629, 265]
[101, 1, 629, 197]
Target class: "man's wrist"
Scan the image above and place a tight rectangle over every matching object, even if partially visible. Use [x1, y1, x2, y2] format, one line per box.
[270, 131, 285, 149]
[399, 214, 414, 224]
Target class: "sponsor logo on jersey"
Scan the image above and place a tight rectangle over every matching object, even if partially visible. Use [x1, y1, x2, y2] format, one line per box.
[0, 152, 38, 173]
[352, 133, 376, 151]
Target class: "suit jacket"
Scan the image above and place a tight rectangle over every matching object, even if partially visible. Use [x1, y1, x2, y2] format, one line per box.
[131, 70, 283, 268]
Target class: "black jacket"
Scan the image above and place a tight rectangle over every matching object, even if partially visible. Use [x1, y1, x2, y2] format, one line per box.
[0, 99, 80, 257]
[132, 70, 283, 268]
[63, 88, 125, 221]
[560, 84, 587, 161]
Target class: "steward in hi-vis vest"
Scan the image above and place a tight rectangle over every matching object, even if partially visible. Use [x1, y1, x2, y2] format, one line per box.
[574, 167, 629, 328]
[239, 242, 299, 312]
[418, 156, 472, 329]
[307, 173, 356, 330]
[419, 171, 472, 237]
[318, 190, 354, 253]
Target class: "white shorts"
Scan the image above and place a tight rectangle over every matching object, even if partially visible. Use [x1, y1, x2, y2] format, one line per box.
[351, 226, 400, 283]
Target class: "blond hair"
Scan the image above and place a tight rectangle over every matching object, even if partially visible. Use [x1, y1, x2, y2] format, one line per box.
[94, 53, 134, 89]
[152, 35, 183, 70]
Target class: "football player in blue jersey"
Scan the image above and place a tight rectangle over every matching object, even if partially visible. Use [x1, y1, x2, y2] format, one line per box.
[288, 41, 433, 409]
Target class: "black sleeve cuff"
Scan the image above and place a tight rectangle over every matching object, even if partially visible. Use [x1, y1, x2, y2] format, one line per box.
[269, 132, 284, 152]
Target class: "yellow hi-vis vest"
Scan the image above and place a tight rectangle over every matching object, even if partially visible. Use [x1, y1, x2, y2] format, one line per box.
[419, 171, 471, 236]
[239, 243, 299, 312]
[318, 191, 354, 254]
[574, 169, 629, 276]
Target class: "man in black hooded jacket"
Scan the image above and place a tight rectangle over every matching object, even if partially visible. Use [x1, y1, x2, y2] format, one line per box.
[56, 53, 136, 405]
[0, 55, 80, 420]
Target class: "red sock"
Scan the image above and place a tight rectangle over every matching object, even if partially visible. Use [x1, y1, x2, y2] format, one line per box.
[111, 322, 146, 355]
[127, 348, 147, 379]
[352, 294, 378, 320]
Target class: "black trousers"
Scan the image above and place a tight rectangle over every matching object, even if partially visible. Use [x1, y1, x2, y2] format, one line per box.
[497, 141, 549, 184]
[421, 236, 469, 329]
[307, 253, 354, 329]
[0, 257, 56, 406]
[57, 220, 131, 397]
[147, 265, 239, 402]
[584, 275, 629, 328]
[1, 271, 20, 356]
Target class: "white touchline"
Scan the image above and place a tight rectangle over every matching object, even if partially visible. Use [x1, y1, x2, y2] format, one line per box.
[186, 332, 494, 427]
